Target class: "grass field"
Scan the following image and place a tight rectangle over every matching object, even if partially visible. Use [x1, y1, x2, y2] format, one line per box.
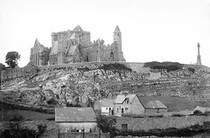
[139, 96, 210, 112]
[0, 102, 54, 121]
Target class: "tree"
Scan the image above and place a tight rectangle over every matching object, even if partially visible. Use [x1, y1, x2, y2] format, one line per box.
[0, 63, 6, 90]
[5, 51, 20, 68]
[96, 113, 117, 137]
[0, 63, 5, 71]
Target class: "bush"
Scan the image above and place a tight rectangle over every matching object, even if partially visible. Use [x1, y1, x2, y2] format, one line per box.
[171, 113, 186, 117]
[99, 63, 132, 73]
[144, 61, 183, 72]
[148, 114, 164, 118]
[46, 98, 57, 105]
[0, 122, 47, 138]
[96, 113, 117, 137]
[193, 110, 209, 116]
[188, 67, 195, 73]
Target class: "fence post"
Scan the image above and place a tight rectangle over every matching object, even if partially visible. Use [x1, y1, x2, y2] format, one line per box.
[58, 129, 60, 138]
[82, 129, 85, 138]
[99, 129, 101, 138]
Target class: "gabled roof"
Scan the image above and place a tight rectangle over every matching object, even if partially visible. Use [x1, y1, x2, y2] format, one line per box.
[55, 107, 96, 122]
[114, 25, 120, 32]
[193, 106, 207, 113]
[73, 25, 83, 32]
[144, 100, 167, 109]
[114, 94, 136, 104]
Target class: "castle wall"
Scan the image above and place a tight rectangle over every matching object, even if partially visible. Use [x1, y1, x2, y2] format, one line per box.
[30, 25, 125, 66]
[30, 39, 50, 66]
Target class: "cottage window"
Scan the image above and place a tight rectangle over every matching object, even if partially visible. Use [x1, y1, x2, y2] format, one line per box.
[125, 107, 128, 111]
[125, 98, 129, 104]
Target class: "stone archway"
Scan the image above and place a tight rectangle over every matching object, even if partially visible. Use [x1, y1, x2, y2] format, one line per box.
[110, 52, 114, 61]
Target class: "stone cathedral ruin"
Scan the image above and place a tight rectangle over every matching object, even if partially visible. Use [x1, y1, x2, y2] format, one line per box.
[30, 25, 125, 66]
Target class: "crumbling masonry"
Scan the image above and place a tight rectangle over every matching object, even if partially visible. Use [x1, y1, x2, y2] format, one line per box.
[30, 25, 125, 66]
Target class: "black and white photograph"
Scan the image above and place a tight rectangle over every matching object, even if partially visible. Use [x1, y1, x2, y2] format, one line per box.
[0, 0, 210, 137]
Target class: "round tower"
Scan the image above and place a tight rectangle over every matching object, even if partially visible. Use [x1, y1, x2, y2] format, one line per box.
[113, 25, 122, 51]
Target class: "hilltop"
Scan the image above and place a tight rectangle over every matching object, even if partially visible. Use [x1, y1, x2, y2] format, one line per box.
[1, 61, 210, 116]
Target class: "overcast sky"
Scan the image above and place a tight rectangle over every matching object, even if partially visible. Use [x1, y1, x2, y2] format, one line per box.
[0, 0, 210, 67]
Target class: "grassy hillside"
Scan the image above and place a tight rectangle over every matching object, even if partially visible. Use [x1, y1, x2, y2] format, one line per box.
[1, 62, 210, 117]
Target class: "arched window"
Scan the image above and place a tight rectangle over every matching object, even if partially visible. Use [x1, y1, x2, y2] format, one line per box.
[110, 52, 114, 61]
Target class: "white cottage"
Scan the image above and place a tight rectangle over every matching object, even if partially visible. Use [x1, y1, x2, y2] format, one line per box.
[114, 94, 145, 116]
[94, 99, 114, 116]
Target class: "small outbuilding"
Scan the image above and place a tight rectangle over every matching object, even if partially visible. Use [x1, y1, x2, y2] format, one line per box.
[193, 106, 210, 115]
[94, 98, 114, 116]
[55, 107, 97, 133]
[143, 100, 167, 115]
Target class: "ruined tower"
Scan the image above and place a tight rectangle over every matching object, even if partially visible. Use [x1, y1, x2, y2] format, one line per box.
[114, 25, 122, 51]
[113, 26, 125, 61]
[196, 42, 202, 65]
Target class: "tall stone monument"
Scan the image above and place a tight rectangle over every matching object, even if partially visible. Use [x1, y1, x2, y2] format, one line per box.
[196, 42, 202, 65]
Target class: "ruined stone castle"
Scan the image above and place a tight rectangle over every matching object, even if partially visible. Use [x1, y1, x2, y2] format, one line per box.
[30, 25, 125, 66]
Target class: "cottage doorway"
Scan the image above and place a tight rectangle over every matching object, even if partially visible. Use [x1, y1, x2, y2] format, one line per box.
[110, 52, 114, 61]
[121, 108, 124, 114]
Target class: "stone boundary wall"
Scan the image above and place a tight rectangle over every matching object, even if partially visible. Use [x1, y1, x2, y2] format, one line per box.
[38, 61, 146, 74]
[116, 116, 210, 132]
[2, 61, 210, 83]
[3, 61, 201, 83]
[1, 61, 147, 82]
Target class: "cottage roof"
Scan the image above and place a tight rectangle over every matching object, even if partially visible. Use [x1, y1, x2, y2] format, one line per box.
[193, 106, 207, 113]
[55, 107, 96, 122]
[144, 100, 167, 109]
[95, 99, 114, 110]
[114, 94, 136, 104]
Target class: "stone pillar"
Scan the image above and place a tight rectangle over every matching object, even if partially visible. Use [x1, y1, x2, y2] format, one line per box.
[196, 43, 202, 65]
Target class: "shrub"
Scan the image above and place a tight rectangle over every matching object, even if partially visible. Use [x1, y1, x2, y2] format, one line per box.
[144, 61, 183, 72]
[46, 98, 57, 105]
[0, 121, 47, 138]
[188, 67, 195, 73]
[171, 113, 186, 117]
[99, 63, 132, 73]
[148, 114, 164, 118]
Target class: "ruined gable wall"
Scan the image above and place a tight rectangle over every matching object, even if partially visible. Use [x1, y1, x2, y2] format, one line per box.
[30, 43, 50, 66]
